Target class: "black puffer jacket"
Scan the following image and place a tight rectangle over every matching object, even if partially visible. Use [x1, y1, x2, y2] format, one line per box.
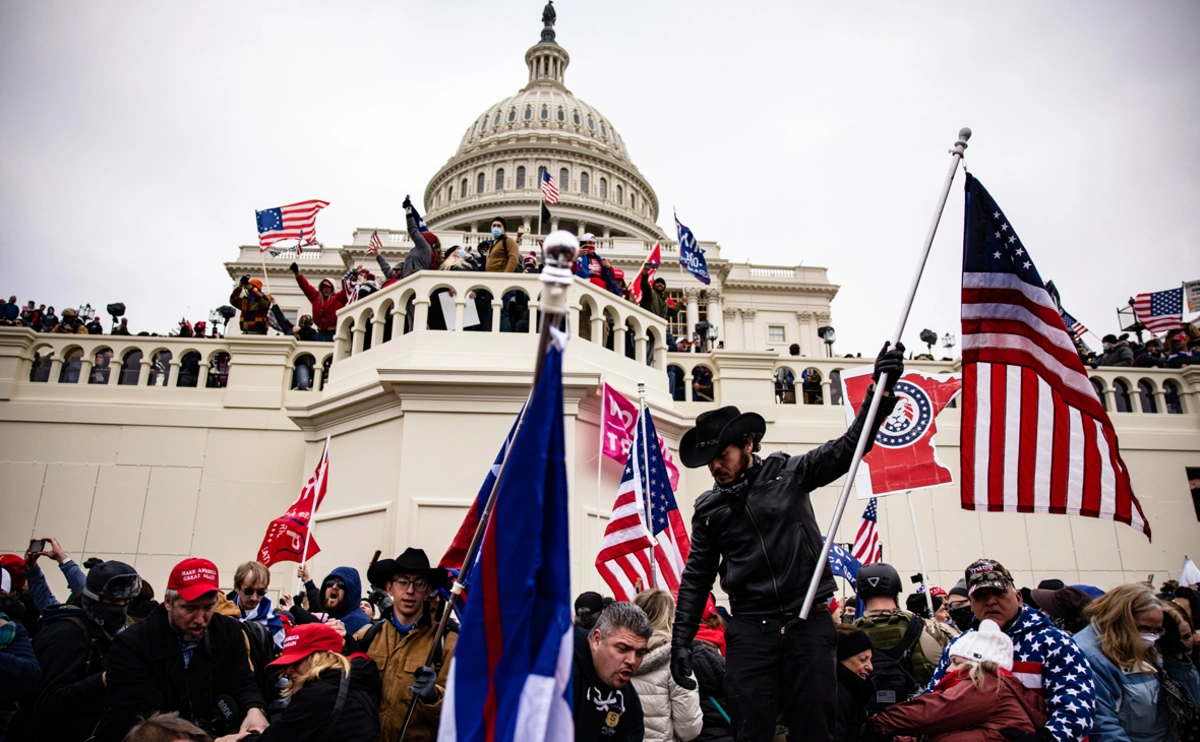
[835, 663, 874, 742]
[256, 656, 381, 742]
[691, 641, 733, 742]
[675, 389, 896, 639]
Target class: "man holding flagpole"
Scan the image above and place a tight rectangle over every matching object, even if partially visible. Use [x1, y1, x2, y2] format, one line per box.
[670, 344, 905, 742]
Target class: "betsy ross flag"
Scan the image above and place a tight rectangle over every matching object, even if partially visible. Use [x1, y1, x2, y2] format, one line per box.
[596, 406, 690, 601]
[960, 174, 1149, 537]
[628, 243, 663, 304]
[257, 438, 330, 566]
[438, 343, 572, 742]
[852, 498, 881, 565]
[1132, 288, 1183, 334]
[366, 231, 383, 256]
[256, 200, 329, 249]
[541, 170, 560, 205]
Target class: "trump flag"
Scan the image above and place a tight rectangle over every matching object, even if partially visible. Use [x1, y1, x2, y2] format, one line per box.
[257, 438, 330, 566]
[840, 367, 962, 499]
[600, 382, 681, 491]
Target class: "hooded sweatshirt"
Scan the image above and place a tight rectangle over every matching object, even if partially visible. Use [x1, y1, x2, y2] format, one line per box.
[295, 274, 347, 332]
[320, 567, 371, 636]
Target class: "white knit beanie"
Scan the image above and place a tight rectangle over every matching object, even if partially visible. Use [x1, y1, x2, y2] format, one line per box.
[949, 619, 1014, 671]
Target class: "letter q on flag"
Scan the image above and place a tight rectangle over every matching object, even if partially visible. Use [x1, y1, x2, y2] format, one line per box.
[840, 366, 962, 499]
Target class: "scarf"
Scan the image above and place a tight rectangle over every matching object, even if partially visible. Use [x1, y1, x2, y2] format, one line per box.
[390, 612, 419, 635]
[711, 455, 762, 498]
[237, 595, 285, 648]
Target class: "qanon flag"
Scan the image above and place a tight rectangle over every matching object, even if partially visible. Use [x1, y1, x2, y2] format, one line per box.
[600, 382, 681, 491]
[257, 438, 330, 566]
[840, 366, 962, 499]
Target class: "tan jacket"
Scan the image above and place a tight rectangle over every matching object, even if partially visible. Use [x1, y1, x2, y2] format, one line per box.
[354, 616, 457, 742]
[486, 236, 520, 273]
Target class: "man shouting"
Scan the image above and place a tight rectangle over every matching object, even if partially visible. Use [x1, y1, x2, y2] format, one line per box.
[671, 344, 905, 742]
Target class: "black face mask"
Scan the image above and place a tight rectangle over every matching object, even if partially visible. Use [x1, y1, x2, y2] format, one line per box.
[949, 604, 975, 632]
[83, 597, 128, 634]
[0, 594, 27, 620]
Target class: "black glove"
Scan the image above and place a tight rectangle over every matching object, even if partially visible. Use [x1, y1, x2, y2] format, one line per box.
[240, 275, 250, 286]
[1158, 614, 1187, 658]
[403, 196, 413, 213]
[410, 665, 439, 703]
[289, 262, 299, 274]
[872, 341, 905, 393]
[670, 644, 697, 690]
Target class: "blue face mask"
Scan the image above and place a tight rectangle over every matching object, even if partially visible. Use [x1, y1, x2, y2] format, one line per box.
[458, 249, 467, 258]
[491, 227, 503, 238]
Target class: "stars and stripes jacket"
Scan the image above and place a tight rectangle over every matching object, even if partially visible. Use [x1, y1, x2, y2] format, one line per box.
[928, 605, 1095, 742]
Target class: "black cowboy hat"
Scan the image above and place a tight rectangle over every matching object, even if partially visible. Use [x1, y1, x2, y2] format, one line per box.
[680, 406, 766, 469]
[367, 547, 450, 591]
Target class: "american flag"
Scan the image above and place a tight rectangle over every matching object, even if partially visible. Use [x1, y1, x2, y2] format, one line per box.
[960, 174, 1149, 537]
[1132, 288, 1183, 334]
[596, 406, 690, 601]
[541, 170, 559, 205]
[1059, 308, 1087, 340]
[852, 498, 881, 565]
[366, 231, 383, 257]
[255, 200, 329, 250]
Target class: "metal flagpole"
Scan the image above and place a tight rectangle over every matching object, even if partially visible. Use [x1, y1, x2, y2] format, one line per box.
[396, 231, 579, 742]
[296, 436, 329, 598]
[637, 380, 655, 590]
[800, 127, 971, 620]
[259, 249, 274, 296]
[905, 490, 936, 618]
[597, 376, 606, 562]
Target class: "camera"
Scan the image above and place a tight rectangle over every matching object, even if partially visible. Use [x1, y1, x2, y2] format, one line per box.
[240, 275, 250, 285]
[199, 695, 240, 737]
[910, 573, 924, 584]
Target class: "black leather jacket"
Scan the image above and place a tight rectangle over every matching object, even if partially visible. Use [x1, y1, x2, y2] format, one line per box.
[674, 388, 896, 645]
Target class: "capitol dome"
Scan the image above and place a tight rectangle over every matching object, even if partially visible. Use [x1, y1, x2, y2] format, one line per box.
[423, 9, 665, 241]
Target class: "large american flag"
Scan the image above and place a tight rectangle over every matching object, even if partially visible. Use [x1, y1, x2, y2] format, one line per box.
[541, 170, 560, 205]
[596, 406, 690, 601]
[1132, 288, 1183, 334]
[960, 174, 1149, 537]
[851, 498, 881, 565]
[256, 200, 329, 250]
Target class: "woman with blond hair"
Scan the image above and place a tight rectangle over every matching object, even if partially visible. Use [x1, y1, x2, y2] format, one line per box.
[216, 623, 381, 742]
[1075, 583, 1200, 742]
[632, 589, 703, 742]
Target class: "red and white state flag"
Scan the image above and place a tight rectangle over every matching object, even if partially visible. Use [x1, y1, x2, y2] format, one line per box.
[840, 367, 962, 499]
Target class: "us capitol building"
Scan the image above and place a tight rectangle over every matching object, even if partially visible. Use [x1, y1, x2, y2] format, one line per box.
[2, 8, 1198, 603]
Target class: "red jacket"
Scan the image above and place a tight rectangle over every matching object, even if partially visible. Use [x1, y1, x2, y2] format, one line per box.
[296, 274, 347, 331]
[872, 669, 1046, 742]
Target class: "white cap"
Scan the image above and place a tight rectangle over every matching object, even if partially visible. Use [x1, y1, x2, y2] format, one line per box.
[1, 568, 10, 594]
[581, 232, 596, 244]
[949, 618, 1014, 671]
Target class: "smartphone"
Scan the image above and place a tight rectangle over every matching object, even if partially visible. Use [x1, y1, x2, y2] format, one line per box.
[29, 539, 46, 554]
[1148, 574, 1154, 585]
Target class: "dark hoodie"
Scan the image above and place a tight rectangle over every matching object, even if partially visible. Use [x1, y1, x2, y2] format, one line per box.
[311, 568, 371, 636]
[22, 604, 115, 740]
[255, 655, 381, 742]
[573, 626, 645, 742]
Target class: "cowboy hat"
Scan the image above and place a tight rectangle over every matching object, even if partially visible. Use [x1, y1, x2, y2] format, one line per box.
[367, 547, 450, 591]
[680, 406, 766, 468]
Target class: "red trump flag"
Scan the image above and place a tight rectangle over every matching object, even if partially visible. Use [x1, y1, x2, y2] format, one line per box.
[258, 438, 330, 566]
[840, 366, 962, 498]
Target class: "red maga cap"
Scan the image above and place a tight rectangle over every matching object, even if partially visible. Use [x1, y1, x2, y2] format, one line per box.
[269, 623, 343, 667]
[167, 558, 220, 601]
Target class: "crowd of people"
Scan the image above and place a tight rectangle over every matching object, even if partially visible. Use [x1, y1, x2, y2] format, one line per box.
[1089, 326, 1200, 369]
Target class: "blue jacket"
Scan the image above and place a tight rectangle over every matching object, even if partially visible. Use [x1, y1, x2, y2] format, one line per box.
[323, 567, 371, 636]
[930, 605, 1095, 742]
[0, 615, 41, 738]
[25, 559, 88, 613]
[575, 252, 622, 295]
[1075, 624, 1200, 742]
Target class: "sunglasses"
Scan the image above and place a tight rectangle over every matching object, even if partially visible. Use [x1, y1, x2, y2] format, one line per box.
[240, 587, 268, 597]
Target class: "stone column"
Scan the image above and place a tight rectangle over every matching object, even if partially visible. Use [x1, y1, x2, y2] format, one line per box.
[139, 358, 154, 386]
[78, 357, 94, 385]
[107, 359, 121, 385]
[706, 290, 722, 344]
[413, 298, 430, 331]
[351, 324, 368, 355]
[796, 311, 814, 356]
[741, 308, 758, 351]
[371, 314, 387, 347]
[198, 363, 210, 389]
[1152, 389, 1167, 414]
[634, 334, 648, 364]
[723, 307, 740, 352]
[613, 323, 628, 356]
[591, 314, 605, 345]
[684, 288, 701, 343]
[48, 355, 64, 383]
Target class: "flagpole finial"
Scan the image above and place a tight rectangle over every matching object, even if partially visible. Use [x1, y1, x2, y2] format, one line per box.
[951, 128, 971, 156]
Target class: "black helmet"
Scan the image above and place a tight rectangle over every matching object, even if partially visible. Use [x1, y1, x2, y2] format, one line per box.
[856, 563, 902, 600]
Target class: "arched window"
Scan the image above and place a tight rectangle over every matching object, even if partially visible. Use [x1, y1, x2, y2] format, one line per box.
[601, 123, 608, 137]
[580, 172, 589, 194]
[493, 112, 501, 126]
[1112, 379, 1132, 413]
[599, 178, 607, 198]
[1089, 378, 1107, 410]
[830, 370, 843, 406]
[58, 348, 84, 384]
[89, 348, 114, 384]
[668, 364, 686, 402]
[477, 119, 486, 136]
[538, 165, 547, 184]
[541, 106, 549, 120]
[477, 172, 486, 195]
[177, 351, 201, 388]
[559, 168, 569, 192]
[1164, 380, 1185, 414]
[461, 178, 468, 197]
[524, 106, 532, 120]
[447, 185, 453, 201]
[630, 193, 636, 211]
[587, 117, 595, 130]
[516, 166, 526, 189]
[119, 349, 143, 385]
[616, 185, 623, 205]
[557, 108, 565, 122]
[775, 367, 797, 404]
[508, 108, 516, 122]
[802, 368, 824, 405]
[1137, 379, 1157, 413]
[691, 365, 714, 402]
[495, 168, 505, 191]
[292, 353, 316, 391]
[148, 350, 172, 387]
[573, 111, 580, 125]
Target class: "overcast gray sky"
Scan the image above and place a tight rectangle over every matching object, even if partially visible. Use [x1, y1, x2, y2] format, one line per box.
[2, 1, 1197, 353]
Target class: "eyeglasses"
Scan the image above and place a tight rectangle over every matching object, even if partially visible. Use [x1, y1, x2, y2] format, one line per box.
[1136, 625, 1166, 636]
[240, 587, 268, 597]
[392, 577, 430, 593]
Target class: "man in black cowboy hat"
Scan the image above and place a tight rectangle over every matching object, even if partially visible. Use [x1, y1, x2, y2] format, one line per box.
[670, 344, 905, 742]
[352, 547, 455, 742]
